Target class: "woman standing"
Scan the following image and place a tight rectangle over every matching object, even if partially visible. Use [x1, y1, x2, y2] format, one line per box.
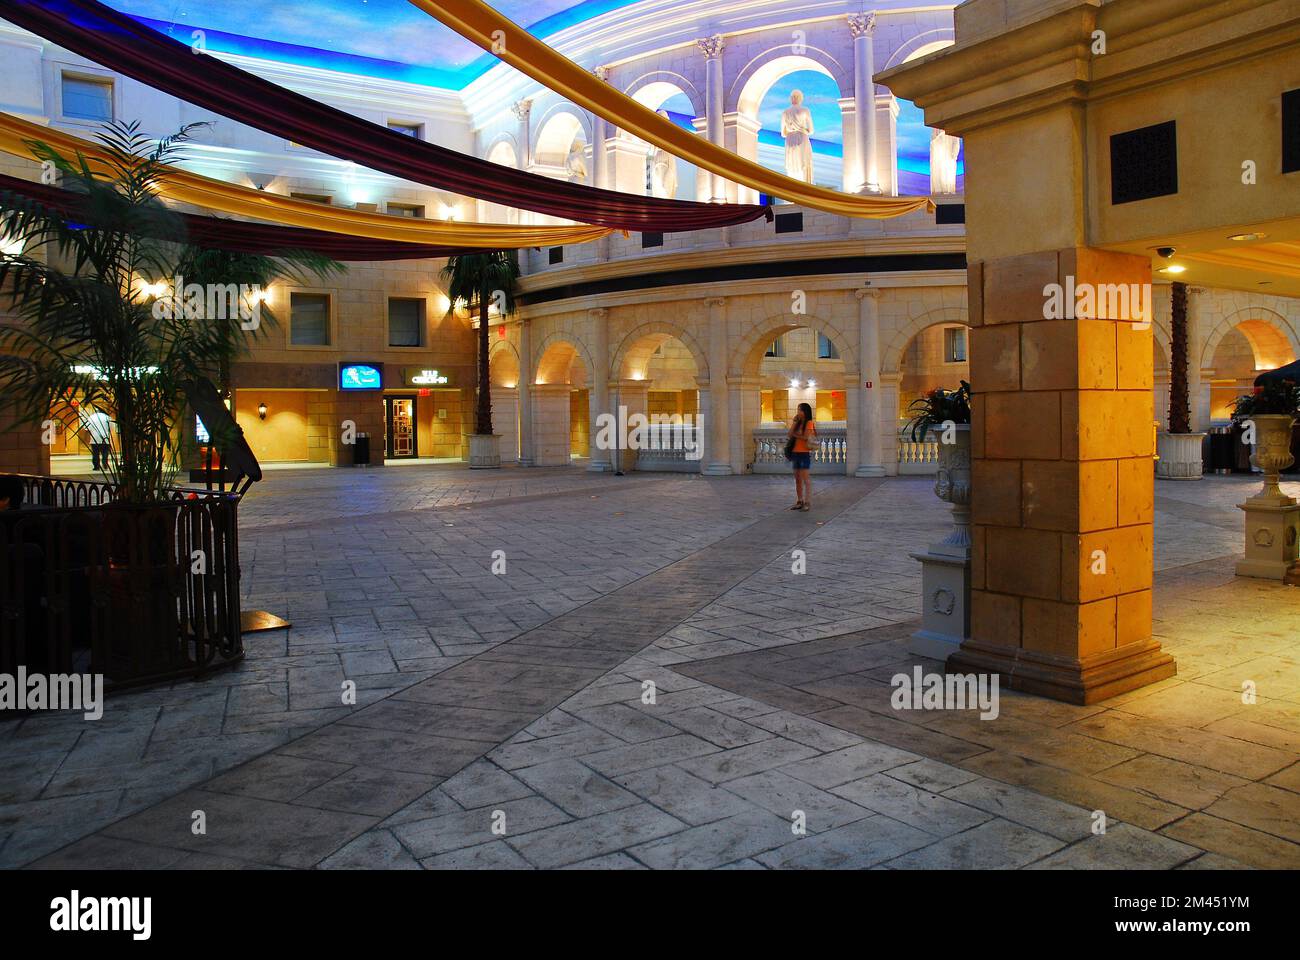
[788, 402, 817, 511]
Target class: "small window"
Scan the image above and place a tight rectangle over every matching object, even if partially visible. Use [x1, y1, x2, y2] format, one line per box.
[290, 293, 330, 346]
[816, 333, 839, 360]
[291, 192, 333, 206]
[765, 336, 786, 358]
[387, 202, 425, 218]
[774, 211, 804, 234]
[62, 75, 113, 121]
[944, 327, 967, 363]
[388, 122, 423, 139]
[388, 298, 424, 347]
[642, 232, 664, 248]
[549, 247, 564, 265]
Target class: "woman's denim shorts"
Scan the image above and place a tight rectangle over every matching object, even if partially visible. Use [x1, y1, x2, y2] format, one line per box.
[791, 452, 811, 470]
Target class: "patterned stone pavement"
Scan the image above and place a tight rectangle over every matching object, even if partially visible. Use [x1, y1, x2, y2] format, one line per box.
[2, 465, 1298, 869]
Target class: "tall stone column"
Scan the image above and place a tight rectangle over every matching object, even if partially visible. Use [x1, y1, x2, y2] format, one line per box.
[613, 379, 649, 473]
[855, 287, 885, 476]
[512, 100, 532, 170]
[587, 307, 612, 471]
[877, 371, 901, 475]
[847, 12, 881, 194]
[591, 67, 610, 191]
[702, 296, 732, 475]
[516, 318, 535, 466]
[697, 35, 726, 203]
[728, 375, 761, 472]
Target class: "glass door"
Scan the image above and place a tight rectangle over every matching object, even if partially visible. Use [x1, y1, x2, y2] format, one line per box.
[384, 396, 418, 459]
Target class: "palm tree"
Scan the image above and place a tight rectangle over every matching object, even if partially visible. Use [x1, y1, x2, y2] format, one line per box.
[440, 250, 520, 444]
[1168, 280, 1190, 433]
[0, 120, 341, 501]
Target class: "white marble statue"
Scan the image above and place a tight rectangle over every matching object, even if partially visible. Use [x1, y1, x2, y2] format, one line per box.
[650, 110, 678, 198]
[566, 140, 588, 182]
[781, 90, 815, 184]
[929, 128, 961, 195]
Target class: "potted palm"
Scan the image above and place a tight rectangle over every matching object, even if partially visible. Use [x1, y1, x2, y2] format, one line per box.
[440, 250, 520, 469]
[0, 120, 339, 686]
[1231, 376, 1300, 505]
[1157, 282, 1206, 479]
[906, 381, 972, 553]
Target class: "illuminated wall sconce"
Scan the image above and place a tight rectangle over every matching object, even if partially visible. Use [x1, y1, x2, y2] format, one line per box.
[789, 378, 800, 389]
[807, 379, 817, 389]
[257, 402, 268, 421]
[440, 204, 460, 221]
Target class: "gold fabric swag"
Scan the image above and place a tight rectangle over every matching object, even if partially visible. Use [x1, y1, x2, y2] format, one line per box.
[407, 0, 936, 219]
[0, 112, 613, 249]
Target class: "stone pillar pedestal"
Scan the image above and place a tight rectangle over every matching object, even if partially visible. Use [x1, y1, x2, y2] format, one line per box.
[957, 248, 1175, 705]
[1156, 432, 1206, 480]
[909, 550, 971, 661]
[612, 379, 649, 473]
[1236, 497, 1300, 579]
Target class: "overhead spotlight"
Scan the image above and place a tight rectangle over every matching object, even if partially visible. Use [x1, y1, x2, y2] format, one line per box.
[1158, 265, 1186, 275]
[1228, 232, 1267, 241]
[257, 402, 268, 421]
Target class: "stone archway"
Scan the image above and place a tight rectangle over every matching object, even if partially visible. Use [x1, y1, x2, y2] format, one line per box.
[489, 340, 521, 462]
[531, 333, 593, 466]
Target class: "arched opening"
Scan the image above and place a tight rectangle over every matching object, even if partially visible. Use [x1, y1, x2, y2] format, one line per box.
[739, 322, 853, 473]
[533, 337, 591, 466]
[736, 55, 845, 194]
[894, 319, 971, 473]
[615, 330, 703, 471]
[625, 83, 700, 200]
[1208, 318, 1297, 421]
[894, 40, 962, 196]
[489, 341, 521, 463]
[533, 111, 588, 183]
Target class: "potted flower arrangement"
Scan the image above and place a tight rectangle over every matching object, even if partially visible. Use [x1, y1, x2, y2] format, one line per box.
[906, 381, 972, 553]
[1231, 376, 1300, 504]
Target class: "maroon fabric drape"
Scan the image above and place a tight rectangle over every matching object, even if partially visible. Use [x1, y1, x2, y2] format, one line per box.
[0, 173, 464, 260]
[0, 0, 771, 232]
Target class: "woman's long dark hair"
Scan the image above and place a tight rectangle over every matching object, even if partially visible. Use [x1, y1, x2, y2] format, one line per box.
[796, 402, 814, 425]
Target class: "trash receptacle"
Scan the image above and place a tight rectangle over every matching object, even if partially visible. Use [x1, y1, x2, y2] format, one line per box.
[353, 432, 371, 466]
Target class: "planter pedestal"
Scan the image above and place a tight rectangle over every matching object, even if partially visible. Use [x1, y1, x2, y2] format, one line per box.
[1156, 432, 1205, 480]
[467, 433, 502, 469]
[908, 424, 971, 661]
[1236, 414, 1298, 579]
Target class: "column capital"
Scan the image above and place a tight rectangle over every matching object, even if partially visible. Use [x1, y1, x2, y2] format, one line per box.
[511, 99, 532, 121]
[704, 296, 727, 309]
[591, 65, 611, 82]
[847, 12, 876, 39]
[696, 34, 724, 59]
[855, 287, 881, 301]
[588, 307, 608, 320]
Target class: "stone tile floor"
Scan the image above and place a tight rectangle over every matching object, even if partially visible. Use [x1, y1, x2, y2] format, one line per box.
[3, 465, 1298, 869]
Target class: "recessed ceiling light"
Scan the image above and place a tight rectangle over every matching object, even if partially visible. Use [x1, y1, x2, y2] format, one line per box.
[1228, 232, 1267, 241]
[1159, 265, 1186, 274]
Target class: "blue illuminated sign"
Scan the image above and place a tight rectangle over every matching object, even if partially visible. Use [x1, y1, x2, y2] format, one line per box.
[340, 363, 383, 390]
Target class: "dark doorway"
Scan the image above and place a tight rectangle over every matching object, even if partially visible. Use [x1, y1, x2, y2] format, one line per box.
[384, 395, 418, 459]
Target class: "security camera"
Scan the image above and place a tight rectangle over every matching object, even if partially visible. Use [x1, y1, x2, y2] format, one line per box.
[1156, 246, 1176, 259]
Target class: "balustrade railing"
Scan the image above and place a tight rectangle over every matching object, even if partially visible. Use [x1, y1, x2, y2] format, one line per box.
[631, 424, 702, 472]
[897, 427, 940, 475]
[752, 422, 848, 474]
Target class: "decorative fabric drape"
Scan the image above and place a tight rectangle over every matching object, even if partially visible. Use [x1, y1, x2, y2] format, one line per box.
[406, 0, 937, 219]
[0, 174, 474, 260]
[0, 111, 614, 248]
[0, 0, 771, 232]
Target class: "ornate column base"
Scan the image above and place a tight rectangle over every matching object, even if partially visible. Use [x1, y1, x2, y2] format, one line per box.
[948, 638, 1176, 705]
[1236, 499, 1300, 579]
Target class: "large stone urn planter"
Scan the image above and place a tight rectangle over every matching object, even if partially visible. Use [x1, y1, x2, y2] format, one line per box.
[909, 424, 971, 661]
[467, 433, 502, 469]
[1236, 414, 1299, 579]
[1156, 431, 1206, 480]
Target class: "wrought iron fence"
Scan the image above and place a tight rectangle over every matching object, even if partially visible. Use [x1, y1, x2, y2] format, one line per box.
[0, 473, 244, 692]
